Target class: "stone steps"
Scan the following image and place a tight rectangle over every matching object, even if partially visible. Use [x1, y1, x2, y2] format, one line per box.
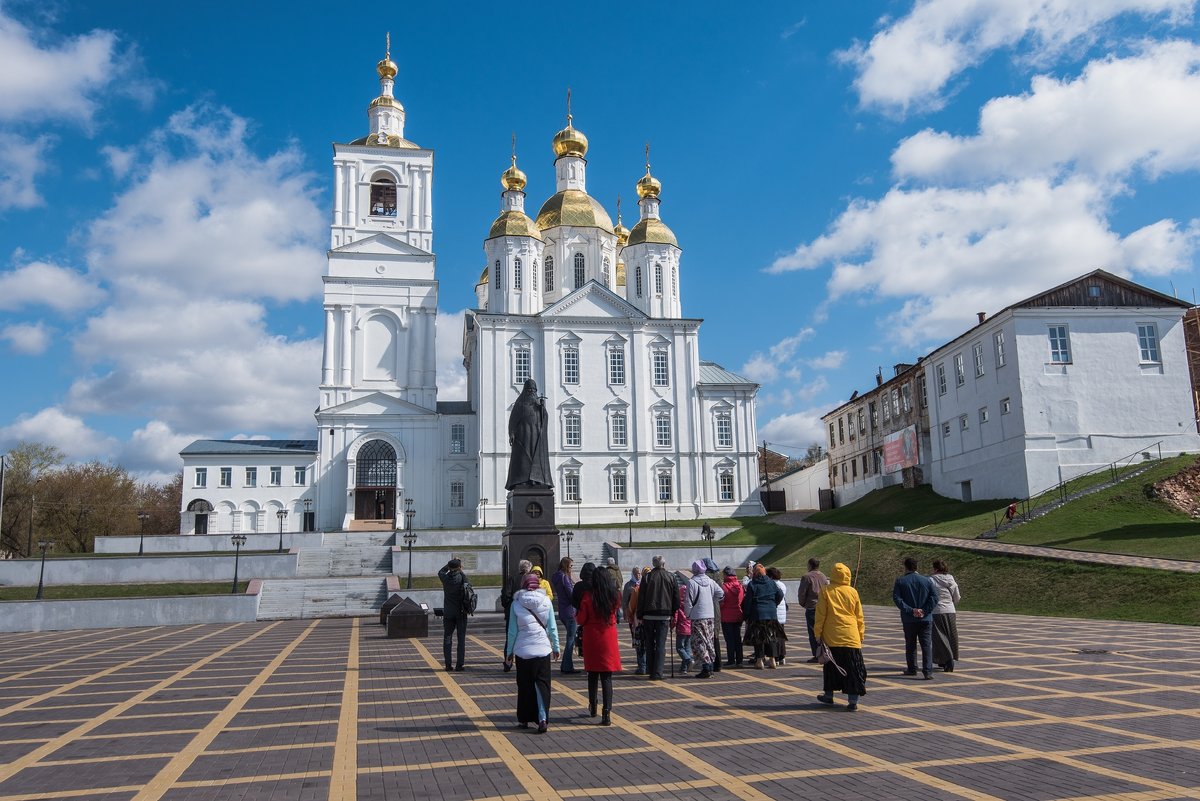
[295, 546, 393, 577]
[257, 577, 389, 619]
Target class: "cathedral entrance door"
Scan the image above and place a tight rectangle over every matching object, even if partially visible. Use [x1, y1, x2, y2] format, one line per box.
[354, 440, 398, 521]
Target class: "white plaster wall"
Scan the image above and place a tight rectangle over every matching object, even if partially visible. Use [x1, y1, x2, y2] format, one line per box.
[0, 553, 297, 587]
[180, 454, 316, 536]
[97, 532, 324, 554]
[0, 595, 260, 633]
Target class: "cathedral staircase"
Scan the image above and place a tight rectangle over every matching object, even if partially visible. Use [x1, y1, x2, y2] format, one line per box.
[256, 533, 396, 620]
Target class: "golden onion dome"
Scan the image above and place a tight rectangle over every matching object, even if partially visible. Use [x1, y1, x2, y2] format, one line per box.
[626, 218, 678, 247]
[488, 210, 543, 241]
[552, 120, 588, 159]
[348, 132, 421, 149]
[616, 260, 626, 287]
[478, 265, 489, 284]
[369, 95, 402, 110]
[535, 189, 614, 233]
[636, 169, 662, 199]
[501, 159, 527, 192]
[377, 58, 398, 80]
[614, 220, 630, 246]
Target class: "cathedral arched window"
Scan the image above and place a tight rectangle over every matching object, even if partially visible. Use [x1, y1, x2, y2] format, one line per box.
[635, 266, 643, 298]
[369, 174, 397, 217]
[533, 260, 539, 291]
[574, 253, 585, 289]
[544, 256, 554, 290]
[672, 265, 678, 297]
[514, 257, 522, 290]
[602, 257, 610, 286]
[495, 259, 501, 288]
[655, 264, 664, 296]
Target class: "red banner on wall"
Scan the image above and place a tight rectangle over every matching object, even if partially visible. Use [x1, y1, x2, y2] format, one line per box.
[882, 425, 919, 473]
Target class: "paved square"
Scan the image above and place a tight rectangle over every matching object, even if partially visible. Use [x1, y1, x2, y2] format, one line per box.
[1, 606, 1199, 800]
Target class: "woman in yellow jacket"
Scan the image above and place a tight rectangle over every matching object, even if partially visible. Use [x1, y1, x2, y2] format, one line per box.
[813, 562, 867, 711]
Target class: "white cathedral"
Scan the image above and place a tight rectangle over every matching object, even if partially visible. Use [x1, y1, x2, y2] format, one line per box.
[179, 48, 762, 535]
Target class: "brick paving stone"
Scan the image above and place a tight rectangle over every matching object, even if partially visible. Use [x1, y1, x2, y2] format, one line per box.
[0, 756, 171, 795]
[920, 757, 1155, 800]
[1072, 746, 1200, 786]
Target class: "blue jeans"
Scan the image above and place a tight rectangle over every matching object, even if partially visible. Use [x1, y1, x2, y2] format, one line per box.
[560, 618, 577, 672]
[676, 633, 692, 667]
[903, 618, 933, 675]
[805, 607, 819, 657]
[643, 619, 669, 678]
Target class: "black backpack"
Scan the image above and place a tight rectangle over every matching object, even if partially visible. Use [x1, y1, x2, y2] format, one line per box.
[462, 581, 478, 616]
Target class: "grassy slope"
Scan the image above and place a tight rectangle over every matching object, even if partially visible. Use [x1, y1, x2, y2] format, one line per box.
[0, 582, 250, 601]
[741, 522, 1200, 625]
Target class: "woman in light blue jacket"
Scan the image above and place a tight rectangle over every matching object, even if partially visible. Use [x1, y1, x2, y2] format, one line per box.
[504, 574, 561, 732]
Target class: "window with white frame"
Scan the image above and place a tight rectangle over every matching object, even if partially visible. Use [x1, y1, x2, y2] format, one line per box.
[655, 412, 672, 448]
[1001, 397, 1011, 414]
[936, 364, 947, 395]
[918, 374, 928, 408]
[494, 259, 501, 287]
[891, 388, 901, 418]
[563, 347, 579, 384]
[979, 407, 989, 424]
[655, 264, 663, 296]
[1048, 325, 1071, 363]
[718, 470, 734, 502]
[672, 265, 678, 297]
[857, 408, 865, 433]
[608, 346, 625, 385]
[882, 397, 891, 423]
[839, 417, 846, 442]
[847, 412, 855, 441]
[902, 384, 912, 413]
[602, 257, 610, 286]
[829, 423, 836, 447]
[514, 257, 522, 290]
[533, 259, 539, 291]
[450, 424, 466, 454]
[652, 350, 669, 386]
[973, 343, 985, 377]
[610, 410, 627, 447]
[869, 401, 878, 428]
[716, 412, 733, 448]
[544, 256, 554, 290]
[294, 466, 306, 486]
[514, 347, 531, 384]
[954, 353, 966, 385]
[610, 469, 627, 503]
[195, 467, 207, 488]
[656, 471, 673, 502]
[995, 330, 1006, 367]
[245, 467, 257, 487]
[564, 411, 582, 448]
[450, 480, 464, 508]
[269, 466, 281, 486]
[635, 265, 643, 298]
[942, 422, 951, 437]
[220, 467, 232, 488]
[960, 414, 969, 430]
[564, 471, 580, 502]
[1138, 323, 1161, 362]
[574, 253, 585, 288]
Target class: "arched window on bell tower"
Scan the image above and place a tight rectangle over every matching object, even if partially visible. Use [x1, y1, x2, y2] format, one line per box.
[574, 253, 585, 289]
[369, 174, 397, 217]
[514, 257, 523, 290]
[544, 256, 554, 290]
[602, 257, 610, 286]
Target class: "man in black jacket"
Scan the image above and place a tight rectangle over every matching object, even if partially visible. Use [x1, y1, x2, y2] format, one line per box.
[636, 555, 680, 680]
[439, 558, 468, 671]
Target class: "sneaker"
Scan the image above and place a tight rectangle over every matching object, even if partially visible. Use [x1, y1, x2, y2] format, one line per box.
[847, 703, 858, 712]
[816, 694, 834, 705]
[536, 720, 548, 734]
[922, 673, 933, 680]
[695, 667, 712, 679]
[903, 669, 918, 676]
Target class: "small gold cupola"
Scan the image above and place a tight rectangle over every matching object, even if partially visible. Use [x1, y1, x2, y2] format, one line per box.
[551, 88, 589, 159]
[636, 144, 662, 199]
[614, 195, 630, 246]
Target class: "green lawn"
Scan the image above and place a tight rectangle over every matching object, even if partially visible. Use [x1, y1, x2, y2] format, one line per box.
[805, 484, 1008, 536]
[749, 524, 1200, 625]
[0, 582, 249, 601]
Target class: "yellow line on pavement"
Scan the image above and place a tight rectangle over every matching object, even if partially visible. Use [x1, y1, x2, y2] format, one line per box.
[328, 617, 360, 801]
[129, 619, 319, 801]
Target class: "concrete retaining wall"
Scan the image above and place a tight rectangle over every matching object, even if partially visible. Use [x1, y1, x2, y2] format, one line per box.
[0, 594, 260, 632]
[0, 553, 298, 587]
[612, 545, 774, 573]
[96, 532, 324, 554]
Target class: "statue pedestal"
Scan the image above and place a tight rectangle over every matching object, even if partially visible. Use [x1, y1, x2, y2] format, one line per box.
[502, 486, 560, 590]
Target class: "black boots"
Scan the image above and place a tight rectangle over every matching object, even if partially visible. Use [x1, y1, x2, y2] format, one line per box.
[601, 709, 611, 726]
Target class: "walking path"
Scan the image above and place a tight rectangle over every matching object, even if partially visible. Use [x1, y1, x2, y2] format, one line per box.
[3, 611, 1200, 800]
[773, 511, 1200, 573]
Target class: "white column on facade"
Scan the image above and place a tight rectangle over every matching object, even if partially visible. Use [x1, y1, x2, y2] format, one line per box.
[421, 167, 433, 232]
[422, 307, 437, 389]
[340, 307, 353, 385]
[322, 307, 335, 385]
[334, 163, 344, 226]
[347, 163, 358, 232]
[409, 307, 426, 390]
[409, 171, 421, 239]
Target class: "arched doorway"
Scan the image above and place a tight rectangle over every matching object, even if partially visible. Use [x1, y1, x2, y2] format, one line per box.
[187, 499, 213, 536]
[355, 439, 397, 522]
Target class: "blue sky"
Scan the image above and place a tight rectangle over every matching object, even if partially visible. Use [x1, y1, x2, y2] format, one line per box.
[2, 0, 1199, 479]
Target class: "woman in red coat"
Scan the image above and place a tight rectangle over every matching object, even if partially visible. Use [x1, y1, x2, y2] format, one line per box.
[576, 567, 622, 725]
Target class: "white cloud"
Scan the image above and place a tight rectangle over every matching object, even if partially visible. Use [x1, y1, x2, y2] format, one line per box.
[86, 104, 325, 304]
[842, 0, 1194, 113]
[436, 309, 469, 401]
[739, 328, 817, 385]
[807, 350, 846, 370]
[0, 407, 116, 461]
[1, 321, 51, 354]
[796, 376, 830, 401]
[0, 132, 50, 208]
[760, 409, 829, 450]
[100, 144, 136, 179]
[894, 40, 1200, 182]
[0, 260, 104, 312]
[118, 420, 203, 476]
[739, 353, 779, 385]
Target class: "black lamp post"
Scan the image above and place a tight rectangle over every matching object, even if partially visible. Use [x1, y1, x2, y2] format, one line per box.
[575, 498, 582, 527]
[403, 528, 417, 589]
[303, 497, 312, 532]
[701, 521, 715, 562]
[137, 511, 149, 556]
[662, 495, 669, 526]
[561, 529, 573, 558]
[478, 498, 488, 528]
[230, 534, 247, 593]
[34, 539, 53, 600]
[276, 509, 288, 553]
[404, 497, 416, 541]
[624, 508, 635, 546]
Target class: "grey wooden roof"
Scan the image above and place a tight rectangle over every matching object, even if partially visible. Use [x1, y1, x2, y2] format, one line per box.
[180, 439, 318, 456]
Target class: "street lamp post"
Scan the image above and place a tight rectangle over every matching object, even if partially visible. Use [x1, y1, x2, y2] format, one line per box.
[230, 534, 247, 593]
[575, 498, 582, 527]
[137, 511, 149, 556]
[34, 539, 53, 600]
[276, 509, 288, 553]
[701, 522, 715, 562]
[404, 497, 416, 542]
[303, 497, 312, 532]
[624, 508, 635, 546]
[403, 528, 417, 589]
[561, 529, 573, 559]
[662, 496, 669, 526]
[478, 498, 488, 528]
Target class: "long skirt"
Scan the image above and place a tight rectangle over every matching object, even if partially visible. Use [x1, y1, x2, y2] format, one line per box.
[823, 647, 867, 697]
[691, 618, 717, 666]
[932, 613, 960, 666]
[743, 620, 787, 659]
[514, 654, 552, 724]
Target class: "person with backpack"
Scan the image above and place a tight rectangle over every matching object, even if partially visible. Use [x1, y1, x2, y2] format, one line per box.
[439, 558, 472, 672]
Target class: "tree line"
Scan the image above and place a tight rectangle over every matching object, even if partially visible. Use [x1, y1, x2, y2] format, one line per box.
[1, 442, 182, 557]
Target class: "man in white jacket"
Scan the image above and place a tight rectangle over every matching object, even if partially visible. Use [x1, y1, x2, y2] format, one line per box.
[683, 559, 725, 679]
